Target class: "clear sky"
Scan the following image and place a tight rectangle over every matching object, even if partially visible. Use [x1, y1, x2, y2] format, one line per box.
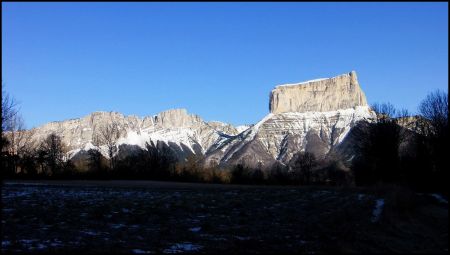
[2, 2, 448, 129]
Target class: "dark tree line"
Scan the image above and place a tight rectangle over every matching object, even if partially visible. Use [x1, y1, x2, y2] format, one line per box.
[114, 141, 178, 180]
[352, 91, 448, 193]
[2, 132, 75, 179]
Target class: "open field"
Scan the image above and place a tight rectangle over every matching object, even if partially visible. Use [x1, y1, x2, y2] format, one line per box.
[1, 180, 448, 254]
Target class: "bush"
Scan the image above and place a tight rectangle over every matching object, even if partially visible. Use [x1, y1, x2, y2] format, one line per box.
[314, 161, 353, 186]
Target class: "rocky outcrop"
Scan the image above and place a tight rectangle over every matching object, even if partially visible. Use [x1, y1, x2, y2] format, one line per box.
[269, 71, 368, 114]
[155, 109, 202, 128]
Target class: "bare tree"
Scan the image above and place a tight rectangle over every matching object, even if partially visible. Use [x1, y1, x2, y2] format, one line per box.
[93, 122, 121, 170]
[417, 90, 448, 192]
[5, 115, 25, 153]
[290, 151, 317, 185]
[2, 88, 19, 157]
[395, 108, 411, 127]
[4, 114, 25, 173]
[15, 129, 37, 175]
[40, 133, 67, 176]
[1, 88, 23, 176]
[371, 102, 397, 122]
[2, 88, 19, 132]
[418, 90, 448, 137]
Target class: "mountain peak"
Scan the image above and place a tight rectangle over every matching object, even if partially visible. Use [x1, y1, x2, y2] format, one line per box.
[155, 108, 201, 128]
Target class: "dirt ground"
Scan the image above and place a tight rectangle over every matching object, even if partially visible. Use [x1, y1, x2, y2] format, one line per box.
[1, 180, 448, 254]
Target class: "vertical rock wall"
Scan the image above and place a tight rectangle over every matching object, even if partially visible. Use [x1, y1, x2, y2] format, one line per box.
[269, 71, 368, 114]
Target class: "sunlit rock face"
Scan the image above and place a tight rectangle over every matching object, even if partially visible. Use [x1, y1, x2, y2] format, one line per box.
[155, 109, 202, 129]
[26, 109, 240, 160]
[269, 71, 368, 114]
[204, 71, 375, 168]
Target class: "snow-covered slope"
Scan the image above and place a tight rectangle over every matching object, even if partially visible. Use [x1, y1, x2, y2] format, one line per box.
[204, 106, 375, 167]
[236, 125, 251, 133]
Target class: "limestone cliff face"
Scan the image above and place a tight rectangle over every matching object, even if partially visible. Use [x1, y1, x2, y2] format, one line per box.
[155, 109, 202, 128]
[28, 111, 144, 150]
[269, 71, 368, 114]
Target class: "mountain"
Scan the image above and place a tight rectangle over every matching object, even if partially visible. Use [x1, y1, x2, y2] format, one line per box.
[26, 109, 240, 160]
[203, 71, 375, 168]
[25, 71, 375, 168]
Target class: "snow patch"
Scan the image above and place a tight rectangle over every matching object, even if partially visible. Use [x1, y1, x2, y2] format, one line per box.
[234, 236, 252, 241]
[371, 199, 385, 223]
[80, 230, 98, 236]
[132, 249, 152, 254]
[163, 243, 203, 253]
[236, 125, 251, 133]
[223, 113, 274, 159]
[276, 78, 328, 88]
[83, 142, 97, 151]
[189, 227, 201, 232]
[431, 194, 448, 204]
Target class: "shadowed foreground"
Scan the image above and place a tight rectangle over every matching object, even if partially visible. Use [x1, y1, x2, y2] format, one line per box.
[1, 180, 448, 254]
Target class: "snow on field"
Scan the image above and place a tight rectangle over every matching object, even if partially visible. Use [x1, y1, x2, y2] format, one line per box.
[163, 243, 203, 253]
[371, 199, 385, 223]
[2, 190, 34, 199]
[234, 236, 251, 241]
[431, 194, 448, 204]
[189, 227, 201, 232]
[80, 230, 99, 236]
[111, 223, 126, 229]
[132, 248, 152, 254]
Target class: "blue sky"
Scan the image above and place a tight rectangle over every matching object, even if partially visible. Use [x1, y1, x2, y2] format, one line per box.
[2, 2, 448, 128]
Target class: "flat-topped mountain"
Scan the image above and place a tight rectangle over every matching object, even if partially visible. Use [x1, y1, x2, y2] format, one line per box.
[269, 71, 368, 114]
[204, 71, 375, 167]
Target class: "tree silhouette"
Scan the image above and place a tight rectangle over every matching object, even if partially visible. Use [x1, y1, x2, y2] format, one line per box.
[290, 151, 317, 185]
[352, 103, 403, 185]
[93, 122, 121, 170]
[418, 90, 448, 193]
[39, 133, 67, 176]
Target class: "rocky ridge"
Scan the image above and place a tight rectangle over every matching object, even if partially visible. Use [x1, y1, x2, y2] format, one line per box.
[27, 109, 240, 159]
